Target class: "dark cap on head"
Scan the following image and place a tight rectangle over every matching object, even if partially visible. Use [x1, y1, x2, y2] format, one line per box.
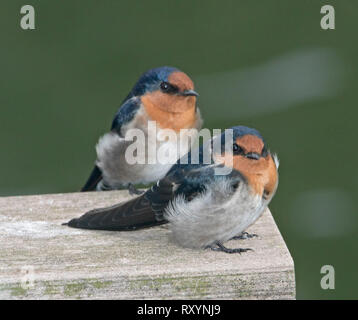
[124, 66, 180, 101]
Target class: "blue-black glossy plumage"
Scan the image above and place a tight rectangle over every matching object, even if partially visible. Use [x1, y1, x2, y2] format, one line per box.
[111, 66, 179, 134]
[111, 97, 141, 134]
[124, 66, 179, 101]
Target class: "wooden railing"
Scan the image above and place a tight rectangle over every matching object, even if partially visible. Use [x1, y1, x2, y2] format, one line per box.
[0, 191, 295, 299]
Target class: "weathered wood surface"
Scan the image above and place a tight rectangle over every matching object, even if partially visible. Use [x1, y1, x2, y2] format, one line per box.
[0, 191, 295, 299]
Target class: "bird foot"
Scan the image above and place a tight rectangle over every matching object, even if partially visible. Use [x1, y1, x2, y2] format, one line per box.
[128, 183, 144, 195]
[230, 232, 258, 240]
[208, 242, 252, 254]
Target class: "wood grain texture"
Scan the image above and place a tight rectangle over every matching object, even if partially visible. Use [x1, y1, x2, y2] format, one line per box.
[0, 191, 295, 299]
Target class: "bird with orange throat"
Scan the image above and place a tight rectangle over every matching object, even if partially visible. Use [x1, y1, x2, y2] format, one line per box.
[68, 126, 279, 254]
[81, 67, 202, 195]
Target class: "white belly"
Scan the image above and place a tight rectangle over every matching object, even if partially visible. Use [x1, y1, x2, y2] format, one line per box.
[165, 180, 268, 249]
[95, 130, 196, 188]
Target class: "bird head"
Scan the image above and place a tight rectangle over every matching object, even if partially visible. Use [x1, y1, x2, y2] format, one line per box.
[214, 126, 279, 198]
[130, 66, 198, 114]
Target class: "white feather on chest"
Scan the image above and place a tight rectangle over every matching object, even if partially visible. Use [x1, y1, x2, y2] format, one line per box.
[164, 179, 269, 249]
[95, 107, 200, 188]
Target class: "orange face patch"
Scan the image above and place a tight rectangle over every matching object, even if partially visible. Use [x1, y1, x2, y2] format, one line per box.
[140, 71, 197, 131]
[168, 71, 194, 92]
[236, 155, 278, 198]
[141, 92, 197, 131]
[236, 135, 264, 154]
[214, 152, 278, 199]
[263, 155, 279, 198]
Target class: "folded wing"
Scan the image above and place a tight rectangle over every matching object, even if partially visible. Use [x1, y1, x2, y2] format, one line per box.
[67, 162, 221, 231]
[66, 175, 177, 231]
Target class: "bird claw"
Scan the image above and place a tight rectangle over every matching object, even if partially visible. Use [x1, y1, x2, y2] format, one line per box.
[207, 242, 252, 254]
[230, 232, 258, 240]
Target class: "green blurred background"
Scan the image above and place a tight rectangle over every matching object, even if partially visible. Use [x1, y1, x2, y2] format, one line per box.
[1, 0, 357, 298]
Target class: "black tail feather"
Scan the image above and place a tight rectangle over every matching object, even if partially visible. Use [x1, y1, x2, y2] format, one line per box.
[65, 192, 167, 231]
[81, 165, 102, 192]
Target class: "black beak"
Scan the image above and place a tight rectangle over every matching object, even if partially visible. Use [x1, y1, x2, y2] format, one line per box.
[245, 152, 260, 160]
[181, 89, 199, 97]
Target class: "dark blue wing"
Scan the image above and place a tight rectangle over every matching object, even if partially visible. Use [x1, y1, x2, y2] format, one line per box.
[72, 159, 244, 230]
[70, 164, 214, 230]
[166, 144, 214, 179]
[111, 97, 141, 135]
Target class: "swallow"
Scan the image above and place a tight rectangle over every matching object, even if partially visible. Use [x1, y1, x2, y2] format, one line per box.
[66, 126, 279, 254]
[81, 66, 202, 194]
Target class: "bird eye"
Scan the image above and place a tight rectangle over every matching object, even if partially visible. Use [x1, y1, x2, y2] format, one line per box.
[160, 82, 177, 94]
[233, 143, 244, 154]
[160, 82, 169, 91]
